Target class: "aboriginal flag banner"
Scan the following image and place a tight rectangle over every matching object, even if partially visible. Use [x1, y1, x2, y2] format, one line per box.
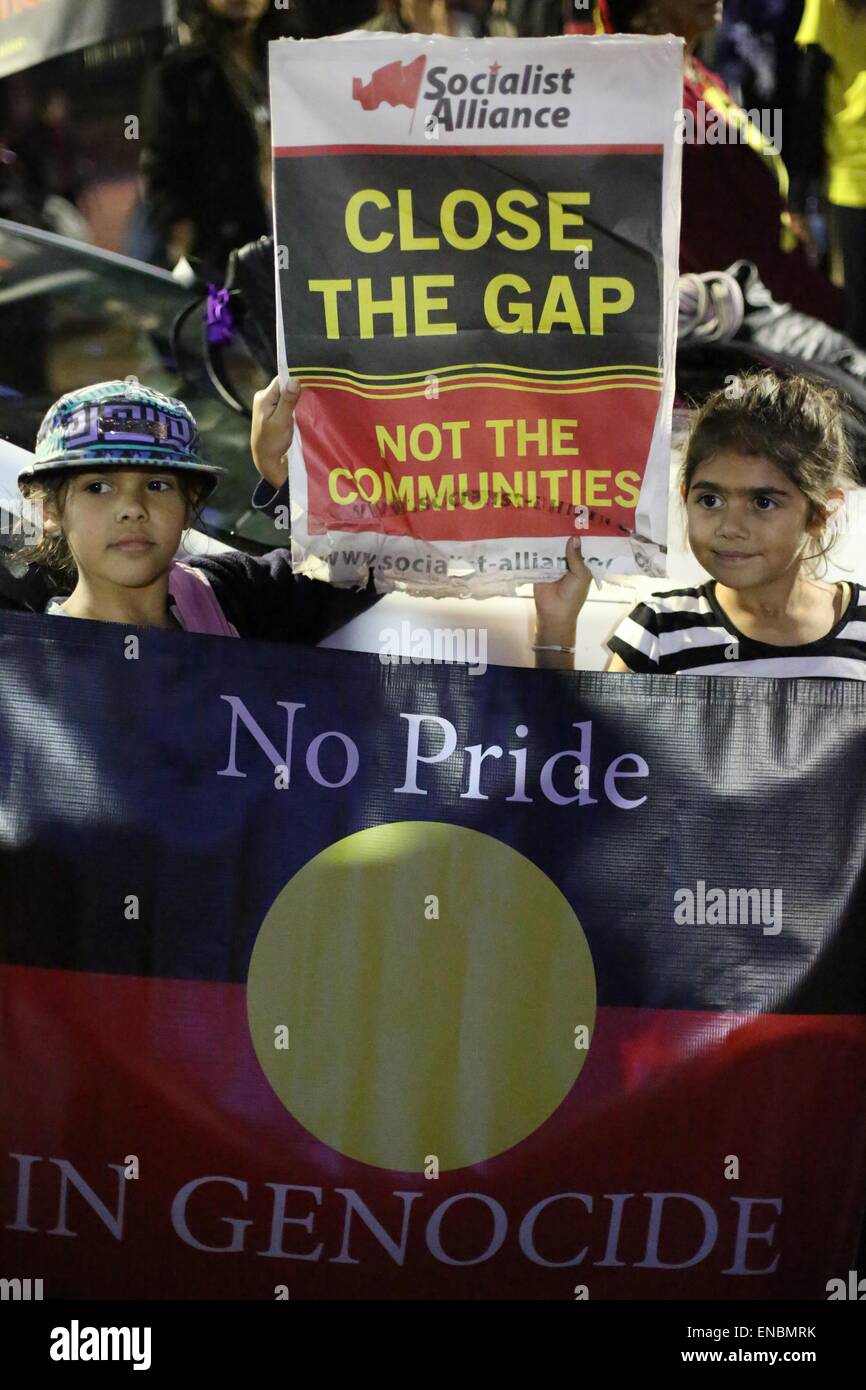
[270, 34, 682, 596]
[1, 612, 865, 1300]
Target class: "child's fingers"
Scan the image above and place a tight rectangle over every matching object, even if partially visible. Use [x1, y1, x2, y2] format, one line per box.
[253, 376, 282, 420]
[563, 536, 596, 591]
[565, 536, 587, 573]
[272, 380, 301, 430]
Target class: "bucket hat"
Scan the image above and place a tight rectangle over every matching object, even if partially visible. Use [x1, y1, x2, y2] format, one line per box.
[18, 376, 224, 496]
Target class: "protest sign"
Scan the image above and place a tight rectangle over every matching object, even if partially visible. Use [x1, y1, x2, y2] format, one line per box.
[270, 34, 682, 595]
[1, 611, 864, 1299]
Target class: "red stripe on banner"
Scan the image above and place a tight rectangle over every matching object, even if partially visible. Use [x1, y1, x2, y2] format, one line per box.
[3, 965, 865, 1301]
[273, 144, 664, 158]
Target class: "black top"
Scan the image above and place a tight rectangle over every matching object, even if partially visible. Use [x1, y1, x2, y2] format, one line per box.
[0, 483, 381, 644]
[187, 547, 380, 644]
[787, 44, 831, 214]
[608, 580, 866, 677]
[139, 43, 270, 277]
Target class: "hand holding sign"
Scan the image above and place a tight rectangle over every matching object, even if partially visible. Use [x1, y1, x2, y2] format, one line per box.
[251, 376, 301, 492]
[533, 537, 594, 653]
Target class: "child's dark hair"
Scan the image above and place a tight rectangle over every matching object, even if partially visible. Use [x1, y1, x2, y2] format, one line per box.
[15, 468, 210, 577]
[681, 372, 856, 570]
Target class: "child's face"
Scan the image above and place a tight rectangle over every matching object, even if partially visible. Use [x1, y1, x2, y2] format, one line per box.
[48, 469, 189, 590]
[684, 452, 825, 589]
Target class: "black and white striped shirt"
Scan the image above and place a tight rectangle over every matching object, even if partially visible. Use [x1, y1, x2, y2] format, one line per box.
[608, 582, 866, 678]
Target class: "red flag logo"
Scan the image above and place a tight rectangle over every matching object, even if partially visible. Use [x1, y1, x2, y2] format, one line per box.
[352, 56, 426, 112]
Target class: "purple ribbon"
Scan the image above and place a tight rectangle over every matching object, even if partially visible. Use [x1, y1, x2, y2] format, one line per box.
[206, 286, 235, 346]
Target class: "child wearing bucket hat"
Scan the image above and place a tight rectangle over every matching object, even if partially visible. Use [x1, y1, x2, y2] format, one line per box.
[16, 375, 381, 640]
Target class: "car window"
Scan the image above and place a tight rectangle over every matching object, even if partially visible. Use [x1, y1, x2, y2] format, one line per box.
[0, 222, 272, 551]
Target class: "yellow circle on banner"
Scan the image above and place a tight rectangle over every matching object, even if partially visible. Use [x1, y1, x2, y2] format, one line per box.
[247, 822, 596, 1172]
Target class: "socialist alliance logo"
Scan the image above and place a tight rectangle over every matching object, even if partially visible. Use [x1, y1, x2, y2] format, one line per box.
[352, 56, 427, 112]
[352, 56, 575, 132]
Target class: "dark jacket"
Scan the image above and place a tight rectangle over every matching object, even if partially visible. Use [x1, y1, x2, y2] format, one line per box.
[786, 45, 830, 214]
[140, 43, 270, 279]
[0, 551, 380, 643]
[0, 483, 381, 644]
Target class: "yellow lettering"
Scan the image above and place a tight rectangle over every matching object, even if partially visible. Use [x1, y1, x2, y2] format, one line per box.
[484, 275, 533, 333]
[538, 276, 585, 334]
[329, 468, 357, 503]
[441, 420, 470, 459]
[418, 475, 456, 510]
[495, 189, 541, 251]
[354, 468, 382, 503]
[410, 424, 441, 462]
[585, 471, 612, 505]
[376, 424, 406, 462]
[552, 418, 579, 456]
[397, 189, 440, 251]
[548, 192, 592, 251]
[413, 275, 456, 336]
[458, 474, 488, 509]
[589, 277, 634, 334]
[441, 189, 492, 251]
[516, 419, 548, 456]
[485, 419, 514, 455]
[614, 469, 641, 507]
[384, 473, 415, 508]
[345, 190, 392, 253]
[539, 469, 568, 505]
[357, 277, 408, 338]
[307, 279, 352, 339]
[493, 471, 523, 507]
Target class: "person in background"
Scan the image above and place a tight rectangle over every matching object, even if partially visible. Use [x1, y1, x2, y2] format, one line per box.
[790, 0, 866, 348]
[0, 79, 90, 239]
[0, 82, 48, 230]
[509, 1, 570, 35]
[284, 0, 379, 35]
[363, 0, 516, 35]
[713, 0, 805, 114]
[598, 0, 845, 328]
[138, 0, 280, 280]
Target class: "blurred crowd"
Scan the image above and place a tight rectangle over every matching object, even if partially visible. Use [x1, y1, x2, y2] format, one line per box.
[1, 0, 865, 351]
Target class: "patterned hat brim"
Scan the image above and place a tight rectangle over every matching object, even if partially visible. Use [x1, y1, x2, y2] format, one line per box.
[18, 453, 225, 490]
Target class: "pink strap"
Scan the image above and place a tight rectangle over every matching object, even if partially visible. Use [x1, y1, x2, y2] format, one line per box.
[168, 562, 239, 637]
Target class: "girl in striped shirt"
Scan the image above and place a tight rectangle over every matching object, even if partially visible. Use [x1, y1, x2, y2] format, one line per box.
[534, 371, 866, 677]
